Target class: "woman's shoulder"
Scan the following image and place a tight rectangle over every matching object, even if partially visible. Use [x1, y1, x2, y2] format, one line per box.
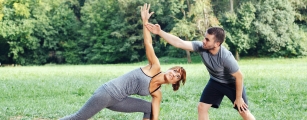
[141, 64, 161, 77]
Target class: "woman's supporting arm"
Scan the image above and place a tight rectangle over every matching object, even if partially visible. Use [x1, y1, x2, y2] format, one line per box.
[151, 89, 162, 120]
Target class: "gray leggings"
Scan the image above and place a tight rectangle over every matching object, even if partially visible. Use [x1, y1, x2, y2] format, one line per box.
[60, 86, 152, 120]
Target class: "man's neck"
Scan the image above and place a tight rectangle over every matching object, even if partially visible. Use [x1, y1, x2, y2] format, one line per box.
[209, 46, 220, 55]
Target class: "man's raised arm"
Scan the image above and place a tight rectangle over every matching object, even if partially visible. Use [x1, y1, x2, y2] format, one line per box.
[145, 23, 194, 51]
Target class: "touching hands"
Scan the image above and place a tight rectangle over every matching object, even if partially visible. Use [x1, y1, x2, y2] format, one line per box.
[145, 23, 161, 35]
[141, 3, 154, 22]
[141, 3, 162, 35]
[234, 98, 248, 113]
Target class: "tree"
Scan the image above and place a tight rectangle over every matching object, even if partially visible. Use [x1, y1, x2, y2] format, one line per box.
[0, 0, 38, 64]
[0, 0, 79, 65]
[220, 2, 257, 60]
[78, 0, 162, 64]
[155, 0, 217, 63]
[289, 0, 307, 24]
[253, 0, 305, 57]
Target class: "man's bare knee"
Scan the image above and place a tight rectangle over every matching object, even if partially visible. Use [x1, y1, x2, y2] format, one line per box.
[198, 103, 211, 120]
[239, 110, 255, 120]
[198, 103, 211, 112]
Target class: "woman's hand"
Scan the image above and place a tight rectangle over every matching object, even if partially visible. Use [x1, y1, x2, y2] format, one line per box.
[141, 3, 154, 22]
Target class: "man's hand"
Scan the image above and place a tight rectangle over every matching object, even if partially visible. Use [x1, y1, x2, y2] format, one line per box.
[234, 97, 248, 113]
[145, 23, 161, 35]
[141, 3, 154, 21]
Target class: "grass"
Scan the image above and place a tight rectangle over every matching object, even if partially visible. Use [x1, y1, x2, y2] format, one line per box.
[0, 56, 307, 120]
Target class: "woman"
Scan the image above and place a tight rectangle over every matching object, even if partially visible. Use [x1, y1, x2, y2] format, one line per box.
[60, 3, 186, 120]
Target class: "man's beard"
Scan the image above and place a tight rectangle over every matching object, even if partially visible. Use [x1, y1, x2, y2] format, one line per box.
[203, 45, 215, 50]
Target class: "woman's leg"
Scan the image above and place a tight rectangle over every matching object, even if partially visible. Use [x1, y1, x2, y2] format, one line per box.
[60, 86, 119, 120]
[107, 97, 152, 119]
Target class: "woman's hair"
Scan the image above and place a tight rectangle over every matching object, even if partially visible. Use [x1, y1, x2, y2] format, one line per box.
[169, 66, 186, 91]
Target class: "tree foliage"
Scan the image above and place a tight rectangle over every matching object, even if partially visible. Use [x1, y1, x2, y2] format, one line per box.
[221, 2, 257, 59]
[219, 0, 307, 58]
[0, 0, 79, 65]
[77, 0, 160, 64]
[0, 0, 306, 65]
[253, 0, 305, 57]
[289, 0, 307, 24]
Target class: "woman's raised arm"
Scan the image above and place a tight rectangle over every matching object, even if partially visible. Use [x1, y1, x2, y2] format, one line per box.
[141, 3, 160, 66]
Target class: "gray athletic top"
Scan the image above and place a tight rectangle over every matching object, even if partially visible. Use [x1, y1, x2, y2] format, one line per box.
[103, 68, 160, 101]
[192, 41, 239, 84]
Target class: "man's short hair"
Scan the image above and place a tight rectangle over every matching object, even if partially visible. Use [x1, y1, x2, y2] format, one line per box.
[207, 27, 225, 46]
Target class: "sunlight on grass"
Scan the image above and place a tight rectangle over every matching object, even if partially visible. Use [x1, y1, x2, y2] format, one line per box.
[0, 57, 306, 119]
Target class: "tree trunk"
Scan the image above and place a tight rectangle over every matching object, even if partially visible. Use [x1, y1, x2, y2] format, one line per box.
[184, 36, 192, 63]
[230, 0, 234, 12]
[231, 0, 238, 61]
[186, 0, 190, 11]
[186, 50, 192, 63]
[235, 50, 240, 61]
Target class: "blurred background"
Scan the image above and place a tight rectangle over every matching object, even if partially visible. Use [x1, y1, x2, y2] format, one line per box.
[0, 0, 306, 65]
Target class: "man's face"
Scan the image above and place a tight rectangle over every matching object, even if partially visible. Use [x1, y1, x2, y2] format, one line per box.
[202, 33, 217, 50]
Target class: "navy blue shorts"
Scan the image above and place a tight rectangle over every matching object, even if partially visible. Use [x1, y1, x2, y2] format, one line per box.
[199, 79, 248, 110]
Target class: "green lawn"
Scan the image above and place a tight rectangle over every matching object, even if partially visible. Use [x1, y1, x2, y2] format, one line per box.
[0, 57, 306, 120]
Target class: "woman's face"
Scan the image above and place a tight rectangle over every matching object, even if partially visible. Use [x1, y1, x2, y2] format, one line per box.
[165, 68, 182, 84]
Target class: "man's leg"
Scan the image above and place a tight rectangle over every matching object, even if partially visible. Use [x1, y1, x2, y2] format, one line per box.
[198, 79, 225, 120]
[198, 102, 212, 120]
[239, 110, 256, 120]
[221, 83, 255, 120]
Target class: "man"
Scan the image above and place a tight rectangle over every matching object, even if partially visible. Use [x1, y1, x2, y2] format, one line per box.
[145, 23, 255, 120]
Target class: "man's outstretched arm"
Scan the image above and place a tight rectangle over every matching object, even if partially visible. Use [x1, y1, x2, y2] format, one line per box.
[145, 23, 194, 51]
